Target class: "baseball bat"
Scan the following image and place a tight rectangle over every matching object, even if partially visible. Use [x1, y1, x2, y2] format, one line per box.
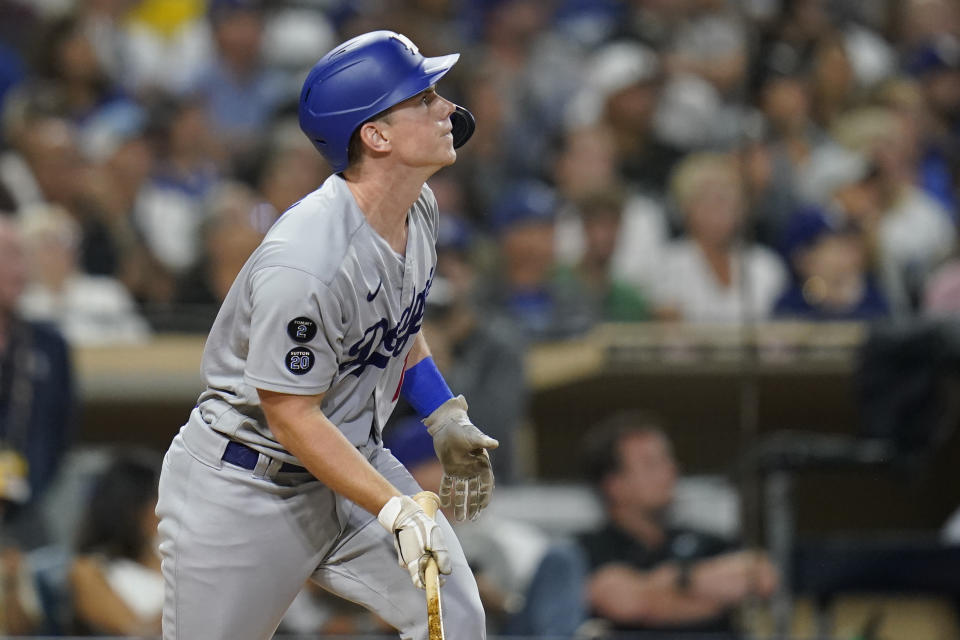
[413, 490, 445, 640]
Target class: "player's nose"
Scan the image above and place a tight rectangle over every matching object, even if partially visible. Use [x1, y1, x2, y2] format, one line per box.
[435, 94, 456, 119]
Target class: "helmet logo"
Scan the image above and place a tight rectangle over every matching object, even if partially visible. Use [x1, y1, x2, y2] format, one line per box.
[391, 33, 419, 56]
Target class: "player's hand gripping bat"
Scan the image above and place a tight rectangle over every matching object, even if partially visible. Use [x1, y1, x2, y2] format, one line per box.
[413, 491, 445, 640]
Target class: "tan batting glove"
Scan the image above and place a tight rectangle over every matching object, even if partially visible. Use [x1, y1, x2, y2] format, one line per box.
[378, 495, 451, 589]
[424, 396, 499, 521]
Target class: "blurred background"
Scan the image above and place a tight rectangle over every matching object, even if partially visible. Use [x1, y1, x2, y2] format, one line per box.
[1, 0, 959, 638]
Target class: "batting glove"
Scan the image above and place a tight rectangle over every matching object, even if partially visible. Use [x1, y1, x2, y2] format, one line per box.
[424, 395, 499, 521]
[378, 495, 451, 589]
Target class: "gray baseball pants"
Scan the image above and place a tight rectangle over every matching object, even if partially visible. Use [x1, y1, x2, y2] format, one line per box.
[156, 416, 485, 640]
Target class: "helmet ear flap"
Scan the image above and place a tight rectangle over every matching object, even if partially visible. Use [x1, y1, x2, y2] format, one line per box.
[450, 105, 475, 149]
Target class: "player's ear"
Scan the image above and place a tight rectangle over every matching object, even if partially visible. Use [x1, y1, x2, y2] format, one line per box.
[359, 121, 391, 154]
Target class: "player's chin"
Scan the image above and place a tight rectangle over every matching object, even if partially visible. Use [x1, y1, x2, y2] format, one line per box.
[438, 146, 457, 167]
[423, 139, 456, 170]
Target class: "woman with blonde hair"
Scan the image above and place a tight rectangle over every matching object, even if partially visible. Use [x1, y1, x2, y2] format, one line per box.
[652, 152, 788, 322]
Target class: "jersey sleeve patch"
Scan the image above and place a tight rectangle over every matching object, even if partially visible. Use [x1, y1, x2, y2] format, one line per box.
[287, 317, 318, 343]
[285, 347, 315, 374]
[245, 266, 341, 394]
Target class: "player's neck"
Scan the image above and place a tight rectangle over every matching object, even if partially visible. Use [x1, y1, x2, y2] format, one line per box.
[345, 170, 425, 254]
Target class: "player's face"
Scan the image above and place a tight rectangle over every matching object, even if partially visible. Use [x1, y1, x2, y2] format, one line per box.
[381, 87, 458, 170]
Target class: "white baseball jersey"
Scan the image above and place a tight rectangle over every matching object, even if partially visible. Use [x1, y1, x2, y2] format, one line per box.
[193, 173, 438, 463]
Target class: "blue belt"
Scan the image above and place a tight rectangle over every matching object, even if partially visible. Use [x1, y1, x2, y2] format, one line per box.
[222, 441, 308, 473]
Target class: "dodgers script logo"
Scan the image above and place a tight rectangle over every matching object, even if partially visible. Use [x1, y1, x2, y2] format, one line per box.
[339, 271, 433, 377]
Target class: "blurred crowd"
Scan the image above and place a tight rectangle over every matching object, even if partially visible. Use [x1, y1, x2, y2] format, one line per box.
[1, 0, 960, 636]
[0, 0, 958, 347]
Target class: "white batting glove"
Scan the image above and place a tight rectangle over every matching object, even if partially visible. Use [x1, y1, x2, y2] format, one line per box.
[424, 396, 499, 521]
[378, 495, 451, 589]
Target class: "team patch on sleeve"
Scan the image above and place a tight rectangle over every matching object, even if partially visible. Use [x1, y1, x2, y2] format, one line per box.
[285, 347, 315, 375]
[287, 317, 318, 343]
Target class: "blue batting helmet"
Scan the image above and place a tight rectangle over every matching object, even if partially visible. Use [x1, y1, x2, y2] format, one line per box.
[298, 30, 475, 173]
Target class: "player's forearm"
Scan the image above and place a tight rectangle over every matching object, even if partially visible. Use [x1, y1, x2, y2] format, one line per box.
[405, 331, 432, 369]
[284, 417, 400, 516]
[258, 390, 400, 515]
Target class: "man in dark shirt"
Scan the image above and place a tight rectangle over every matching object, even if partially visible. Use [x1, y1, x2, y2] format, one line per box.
[0, 215, 74, 548]
[579, 411, 778, 637]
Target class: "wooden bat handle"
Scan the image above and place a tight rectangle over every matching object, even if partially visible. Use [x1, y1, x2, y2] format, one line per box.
[412, 491, 445, 640]
[413, 490, 441, 518]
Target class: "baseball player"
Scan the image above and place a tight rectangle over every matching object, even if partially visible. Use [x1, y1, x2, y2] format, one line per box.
[155, 30, 498, 640]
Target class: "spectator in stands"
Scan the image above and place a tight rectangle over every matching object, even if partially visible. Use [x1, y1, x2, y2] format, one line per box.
[135, 96, 224, 277]
[254, 123, 331, 218]
[0, 545, 43, 634]
[383, 416, 587, 638]
[899, 0, 960, 53]
[924, 258, 960, 315]
[774, 144, 890, 320]
[111, 0, 213, 96]
[607, 0, 684, 50]
[31, 12, 140, 138]
[0, 106, 127, 279]
[553, 124, 622, 205]
[897, 10, 960, 231]
[652, 152, 788, 322]
[420, 213, 527, 482]
[77, 94, 175, 307]
[0, 40, 24, 113]
[552, 124, 669, 299]
[480, 180, 594, 342]
[69, 451, 163, 637]
[68, 0, 139, 93]
[749, 4, 896, 132]
[0, 112, 86, 215]
[554, 189, 652, 323]
[774, 208, 889, 320]
[750, 1, 833, 103]
[192, 0, 286, 162]
[666, 0, 748, 97]
[258, 4, 335, 101]
[831, 106, 956, 314]
[653, 0, 751, 151]
[173, 181, 269, 331]
[0, 212, 51, 638]
[473, 0, 583, 177]
[806, 32, 857, 131]
[895, 46, 960, 213]
[445, 62, 514, 224]
[0, 2, 39, 58]
[578, 411, 778, 638]
[18, 204, 150, 345]
[0, 215, 74, 550]
[565, 41, 680, 195]
[747, 68, 829, 248]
